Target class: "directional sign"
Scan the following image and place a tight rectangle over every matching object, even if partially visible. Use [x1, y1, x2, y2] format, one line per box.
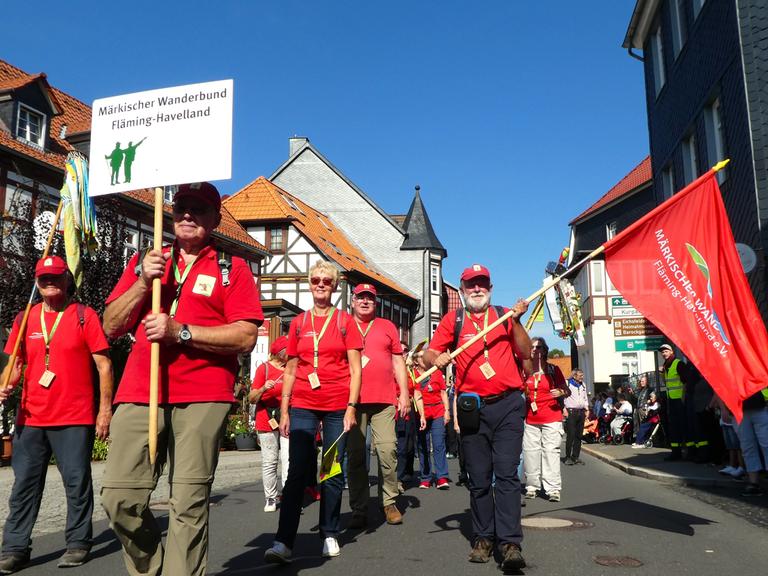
[613, 317, 663, 338]
[611, 307, 641, 317]
[89, 79, 233, 196]
[615, 337, 665, 352]
[611, 297, 632, 307]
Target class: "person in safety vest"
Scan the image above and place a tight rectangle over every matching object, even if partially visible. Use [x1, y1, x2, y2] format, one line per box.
[659, 343, 691, 461]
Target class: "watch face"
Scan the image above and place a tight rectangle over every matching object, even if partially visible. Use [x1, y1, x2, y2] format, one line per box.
[180, 329, 192, 341]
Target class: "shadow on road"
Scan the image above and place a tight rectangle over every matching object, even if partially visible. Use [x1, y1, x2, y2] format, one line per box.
[431, 507, 472, 542]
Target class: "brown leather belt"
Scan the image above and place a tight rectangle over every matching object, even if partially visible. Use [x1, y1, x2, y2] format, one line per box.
[482, 389, 515, 405]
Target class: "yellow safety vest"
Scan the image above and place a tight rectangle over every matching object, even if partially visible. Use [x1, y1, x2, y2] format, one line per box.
[664, 359, 684, 400]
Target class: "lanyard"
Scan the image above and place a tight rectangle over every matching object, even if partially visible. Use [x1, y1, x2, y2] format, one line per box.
[169, 247, 197, 318]
[40, 306, 65, 370]
[310, 308, 335, 372]
[465, 308, 490, 361]
[532, 371, 542, 404]
[355, 319, 374, 351]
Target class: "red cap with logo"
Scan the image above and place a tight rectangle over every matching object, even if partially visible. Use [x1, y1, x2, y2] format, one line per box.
[174, 182, 221, 212]
[35, 255, 68, 277]
[460, 264, 491, 283]
[353, 283, 377, 297]
[270, 336, 289, 355]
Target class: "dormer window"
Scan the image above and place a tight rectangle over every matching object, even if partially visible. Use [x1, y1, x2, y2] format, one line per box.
[16, 104, 46, 147]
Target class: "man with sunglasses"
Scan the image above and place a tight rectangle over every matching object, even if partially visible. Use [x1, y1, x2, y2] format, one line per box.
[422, 264, 531, 571]
[346, 283, 409, 528]
[101, 182, 263, 576]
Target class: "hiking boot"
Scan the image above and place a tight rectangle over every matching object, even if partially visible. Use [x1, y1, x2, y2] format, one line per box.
[499, 542, 526, 571]
[0, 551, 30, 574]
[57, 548, 90, 568]
[348, 511, 368, 529]
[741, 483, 764, 497]
[468, 538, 493, 563]
[383, 504, 403, 525]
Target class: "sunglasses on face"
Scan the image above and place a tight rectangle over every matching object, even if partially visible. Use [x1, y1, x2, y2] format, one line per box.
[531, 345, 547, 351]
[172, 202, 212, 216]
[310, 277, 333, 286]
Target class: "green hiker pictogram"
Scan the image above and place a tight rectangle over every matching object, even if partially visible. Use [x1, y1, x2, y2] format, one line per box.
[104, 137, 147, 185]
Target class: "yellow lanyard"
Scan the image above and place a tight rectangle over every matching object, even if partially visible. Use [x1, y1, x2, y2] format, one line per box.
[355, 319, 374, 352]
[169, 247, 197, 318]
[532, 371, 542, 404]
[465, 308, 490, 361]
[40, 306, 65, 370]
[311, 308, 335, 371]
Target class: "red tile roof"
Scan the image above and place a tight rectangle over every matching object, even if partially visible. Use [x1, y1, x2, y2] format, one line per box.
[0, 60, 90, 171]
[569, 157, 652, 225]
[122, 189, 269, 256]
[225, 177, 417, 300]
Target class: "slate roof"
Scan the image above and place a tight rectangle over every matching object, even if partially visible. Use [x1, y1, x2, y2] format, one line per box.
[123, 189, 269, 257]
[224, 176, 417, 300]
[569, 157, 652, 225]
[400, 187, 446, 255]
[0, 60, 90, 170]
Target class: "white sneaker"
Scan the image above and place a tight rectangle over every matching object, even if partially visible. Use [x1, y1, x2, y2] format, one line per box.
[264, 498, 277, 513]
[524, 488, 537, 499]
[264, 541, 292, 564]
[718, 466, 735, 475]
[729, 466, 745, 478]
[631, 444, 643, 449]
[548, 491, 561, 502]
[322, 537, 340, 557]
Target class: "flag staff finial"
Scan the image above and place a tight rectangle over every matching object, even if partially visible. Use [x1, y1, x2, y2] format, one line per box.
[713, 159, 730, 172]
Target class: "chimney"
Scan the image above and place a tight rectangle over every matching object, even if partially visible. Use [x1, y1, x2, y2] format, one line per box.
[289, 136, 309, 157]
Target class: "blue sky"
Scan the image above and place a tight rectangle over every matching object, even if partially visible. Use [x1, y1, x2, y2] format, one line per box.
[4, 1, 649, 343]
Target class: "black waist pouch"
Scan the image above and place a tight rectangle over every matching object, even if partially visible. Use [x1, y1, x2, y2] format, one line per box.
[457, 393, 483, 435]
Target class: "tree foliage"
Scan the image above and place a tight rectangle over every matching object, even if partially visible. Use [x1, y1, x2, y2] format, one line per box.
[548, 348, 566, 358]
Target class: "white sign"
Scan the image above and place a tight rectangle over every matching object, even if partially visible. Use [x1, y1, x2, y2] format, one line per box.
[89, 79, 233, 196]
[611, 307, 641, 317]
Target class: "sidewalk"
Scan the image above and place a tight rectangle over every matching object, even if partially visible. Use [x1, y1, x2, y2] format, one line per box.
[581, 443, 754, 488]
[0, 449, 263, 538]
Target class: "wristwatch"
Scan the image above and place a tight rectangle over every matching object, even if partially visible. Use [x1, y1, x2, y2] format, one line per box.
[347, 402, 359, 408]
[178, 324, 192, 345]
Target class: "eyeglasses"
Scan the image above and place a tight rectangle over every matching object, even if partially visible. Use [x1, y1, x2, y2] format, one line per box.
[354, 294, 375, 302]
[172, 202, 212, 216]
[310, 277, 333, 286]
[531, 345, 546, 351]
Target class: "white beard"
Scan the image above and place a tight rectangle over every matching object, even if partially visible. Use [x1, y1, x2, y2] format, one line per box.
[465, 292, 490, 313]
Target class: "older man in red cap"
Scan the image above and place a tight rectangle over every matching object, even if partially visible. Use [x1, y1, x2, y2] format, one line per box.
[346, 283, 409, 528]
[422, 264, 531, 571]
[101, 182, 264, 576]
[0, 256, 113, 572]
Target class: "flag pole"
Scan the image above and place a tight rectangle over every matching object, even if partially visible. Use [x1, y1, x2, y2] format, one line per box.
[2, 200, 64, 391]
[416, 244, 605, 383]
[148, 187, 163, 466]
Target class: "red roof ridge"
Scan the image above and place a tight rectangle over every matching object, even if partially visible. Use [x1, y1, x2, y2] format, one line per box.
[569, 156, 652, 225]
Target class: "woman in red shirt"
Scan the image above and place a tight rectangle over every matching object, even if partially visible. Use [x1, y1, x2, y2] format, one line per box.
[265, 261, 363, 564]
[522, 337, 569, 503]
[250, 336, 289, 513]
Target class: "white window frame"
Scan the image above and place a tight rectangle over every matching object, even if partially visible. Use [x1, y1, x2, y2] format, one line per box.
[621, 352, 639, 376]
[591, 261, 605, 295]
[606, 221, 617, 241]
[430, 264, 440, 295]
[650, 25, 666, 97]
[16, 104, 46, 147]
[704, 98, 726, 184]
[671, 0, 687, 58]
[662, 165, 675, 200]
[431, 321, 439, 337]
[682, 134, 698, 185]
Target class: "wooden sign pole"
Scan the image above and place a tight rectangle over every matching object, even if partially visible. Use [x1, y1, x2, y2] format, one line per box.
[148, 187, 163, 466]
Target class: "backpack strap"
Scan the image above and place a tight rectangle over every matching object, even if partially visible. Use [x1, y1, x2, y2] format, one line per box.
[133, 247, 152, 276]
[452, 308, 464, 351]
[76, 303, 86, 332]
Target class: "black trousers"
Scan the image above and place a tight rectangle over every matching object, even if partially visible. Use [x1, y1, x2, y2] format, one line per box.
[564, 409, 586, 459]
[462, 391, 525, 547]
[667, 398, 686, 450]
[396, 409, 417, 481]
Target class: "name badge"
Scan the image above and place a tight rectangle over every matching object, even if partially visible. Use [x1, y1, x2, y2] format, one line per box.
[192, 274, 217, 296]
[39, 370, 56, 388]
[308, 372, 321, 389]
[530, 401, 538, 413]
[361, 355, 370, 369]
[479, 362, 496, 380]
[268, 418, 279, 430]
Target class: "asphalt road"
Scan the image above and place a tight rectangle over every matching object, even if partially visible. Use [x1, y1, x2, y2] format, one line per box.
[13, 453, 768, 575]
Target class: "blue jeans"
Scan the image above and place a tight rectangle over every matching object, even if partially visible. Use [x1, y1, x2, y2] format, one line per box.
[3, 426, 95, 554]
[736, 407, 768, 473]
[275, 408, 346, 547]
[417, 417, 449, 482]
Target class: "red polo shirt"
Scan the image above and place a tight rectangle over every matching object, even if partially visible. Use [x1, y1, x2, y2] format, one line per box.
[106, 244, 263, 404]
[356, 317, 403, 405]
[429, 307, 524, 397]
[253, 361, 284, 432]
[415, 367, 446, 420]
[287, 310, 363, 412]
[524, 365, 566, 425]
[4, 303, 109, 426]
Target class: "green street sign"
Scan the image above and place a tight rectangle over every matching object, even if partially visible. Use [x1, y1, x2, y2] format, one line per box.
[611, 297, 631, 307]
[614, 336, 665, 352]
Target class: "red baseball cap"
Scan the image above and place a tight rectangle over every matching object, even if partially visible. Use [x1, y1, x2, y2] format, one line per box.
[174, 182, 221, 212]
[353, 283, 377, 297]
[460, 264, 491, 283]
[35, 255, 68, 277]
[270, 336, 289, 355]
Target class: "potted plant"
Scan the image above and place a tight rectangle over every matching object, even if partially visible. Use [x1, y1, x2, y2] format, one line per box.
[228, 413, 257, 451]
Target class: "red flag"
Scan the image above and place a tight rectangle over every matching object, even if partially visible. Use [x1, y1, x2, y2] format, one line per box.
[603, 168, 768, 420]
